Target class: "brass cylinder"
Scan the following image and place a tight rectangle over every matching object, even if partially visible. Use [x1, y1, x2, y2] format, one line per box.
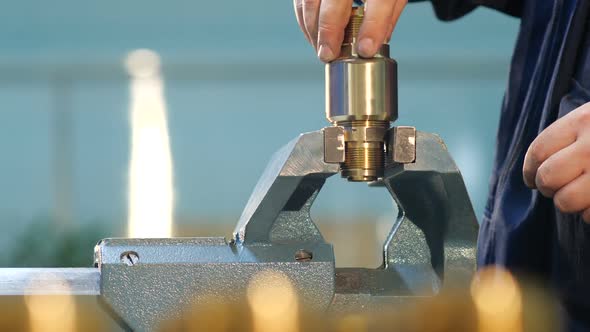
[325, 7, 397, 182]
[343, 7, 363, 45]
[337, 120, 388, 181]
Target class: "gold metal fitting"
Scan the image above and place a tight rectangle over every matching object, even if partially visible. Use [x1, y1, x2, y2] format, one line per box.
[339, 120, 388, 182]
[343, 7, 364, 45]
[324, 7, 398, 182]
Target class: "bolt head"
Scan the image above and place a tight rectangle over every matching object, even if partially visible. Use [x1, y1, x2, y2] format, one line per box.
[295, 249, 313, 262]
[120, 251, 139, 266]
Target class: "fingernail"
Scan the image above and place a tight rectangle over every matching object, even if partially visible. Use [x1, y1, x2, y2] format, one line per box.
[318, 44, 335, 62]
[357, 38, 375, 57]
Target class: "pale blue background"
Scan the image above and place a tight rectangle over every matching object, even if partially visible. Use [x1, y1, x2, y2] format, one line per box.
[0, 1, 519, 240]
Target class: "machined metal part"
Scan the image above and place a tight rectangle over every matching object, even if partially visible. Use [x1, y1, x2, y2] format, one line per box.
[325, 7, 398, 182]
[382, 131, 478, 284]
[94, 131, 341, 330]
[0, 268, 99, 295]
[0, 130, 477, 330]
[388, 126, 417, 164]
[236, 129, 477, 297]
[0, 129, 477, 331]
[323, 126, 345, 163]
[234, 131, 339, 245]
[325, 52, 398, 122]
[96, 237, 335, 331]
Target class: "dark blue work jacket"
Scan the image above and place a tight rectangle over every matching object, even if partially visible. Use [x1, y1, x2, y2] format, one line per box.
[424, 0, 590, 329]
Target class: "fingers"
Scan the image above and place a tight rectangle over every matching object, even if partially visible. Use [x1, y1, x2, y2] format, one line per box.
[554, 173, 590, 214]
[302, 0, 321, 48]
[357, 0, 398, 57]
[386, 0, 407, 42]
[523, 111, 581, 188]
[294, 0, 312, 44]
[299, 0, 405, 61]
[317, 0, 353, 62]
[534, 141, 585, 197]
[521, 103, 590, 223]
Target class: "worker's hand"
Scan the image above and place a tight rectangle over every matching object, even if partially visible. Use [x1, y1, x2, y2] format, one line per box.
[523, 102, 590, 223]
[293, 0, 407, 62]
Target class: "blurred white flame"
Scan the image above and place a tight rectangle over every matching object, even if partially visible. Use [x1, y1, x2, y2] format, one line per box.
[126, 49, 174, 238]
[247, 270, 299, 332]
[25, 275, 76, 332]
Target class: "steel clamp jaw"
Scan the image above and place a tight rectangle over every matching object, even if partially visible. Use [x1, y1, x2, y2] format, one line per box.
[235, 127, 478, 291]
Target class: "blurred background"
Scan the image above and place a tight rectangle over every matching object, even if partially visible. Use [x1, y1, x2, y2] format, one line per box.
[0, 1, 518, 268]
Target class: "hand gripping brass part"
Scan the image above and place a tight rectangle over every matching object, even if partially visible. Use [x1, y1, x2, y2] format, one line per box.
[324, 6, 398, 182]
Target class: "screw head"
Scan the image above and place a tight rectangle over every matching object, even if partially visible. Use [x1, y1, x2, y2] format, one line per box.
[295, 249, 313, 262]
[120, 251, 139, 266]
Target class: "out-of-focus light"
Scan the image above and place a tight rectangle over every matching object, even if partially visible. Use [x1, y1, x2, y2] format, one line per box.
[336, 314, 368, 332]
[247, 270, 299, 332]
[471, 266, 523, 332]
[126, 49, 174, 238]
[125, 49, 162, 79]
[25, 274, 76, 332]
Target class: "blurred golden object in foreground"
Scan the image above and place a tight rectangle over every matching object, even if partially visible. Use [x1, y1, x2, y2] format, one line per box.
[0, 268, 559, 331]
[0, 296, 114, 331]
[471, 266, 523, 332]
[25, 275, 76, 332]
[247, 270, 299, 332]
[335, 314, 368, 332]
[159, 268, 559, 332]
[25, 295, 76, 332]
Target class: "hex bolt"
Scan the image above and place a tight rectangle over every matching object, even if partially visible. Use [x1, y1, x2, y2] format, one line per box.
[295, 249, 313, 262]
[120, 251, 139, 266]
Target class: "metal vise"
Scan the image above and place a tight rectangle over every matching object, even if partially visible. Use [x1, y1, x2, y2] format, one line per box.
[100, 127, 478, 330]
[0, 126, 478, 331]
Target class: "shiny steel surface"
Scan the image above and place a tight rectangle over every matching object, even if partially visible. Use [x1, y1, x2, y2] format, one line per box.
[0, 268, 99, 295]
[323, 126, 346, 163]
[387, 126, 417, 164]
[326, 56, 397, 122]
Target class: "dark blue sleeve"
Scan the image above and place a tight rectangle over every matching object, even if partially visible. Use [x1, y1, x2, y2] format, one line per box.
[410, 0, 523, 20]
